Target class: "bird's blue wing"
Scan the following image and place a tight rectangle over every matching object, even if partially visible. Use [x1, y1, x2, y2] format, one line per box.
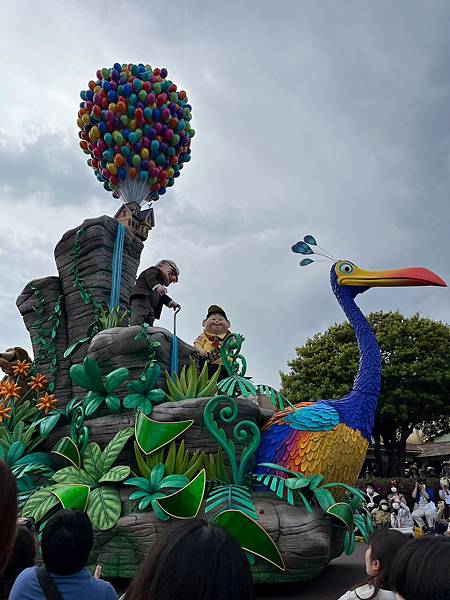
[283, 402, 340, 431]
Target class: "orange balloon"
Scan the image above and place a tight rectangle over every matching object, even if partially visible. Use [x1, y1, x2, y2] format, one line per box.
[129, 167, 137, 178]
[88, 80, 96, 91]
[117, 101, 126, 114]
[114, 154, 125, 167]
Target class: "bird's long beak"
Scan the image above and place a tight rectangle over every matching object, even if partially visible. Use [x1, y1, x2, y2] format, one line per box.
[341, 267, 447, 288]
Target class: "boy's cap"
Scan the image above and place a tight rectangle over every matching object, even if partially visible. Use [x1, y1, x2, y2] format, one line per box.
[157, 260, 179, 276]
[206, 305, 228, 320]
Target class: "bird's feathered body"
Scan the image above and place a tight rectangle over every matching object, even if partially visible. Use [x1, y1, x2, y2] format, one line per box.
[256, 248, 445, 487]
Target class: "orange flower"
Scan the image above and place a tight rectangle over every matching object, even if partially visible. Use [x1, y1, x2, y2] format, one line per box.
[0, 402, 12, 423]
[12, 360, 31, 377]
[36, 393, 58, 415]
[28, 373, 48, 391]
[0, 380, 21, 401]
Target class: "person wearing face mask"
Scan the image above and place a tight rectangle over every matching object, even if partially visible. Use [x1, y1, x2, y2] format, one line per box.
[438, 477, 450, 516]
[365, 482, 381, 510]
[387, 480, 407, 507]
[411, 478, 436, 532]
[372, 500, 391, 529]
[390, 495, 414, 534]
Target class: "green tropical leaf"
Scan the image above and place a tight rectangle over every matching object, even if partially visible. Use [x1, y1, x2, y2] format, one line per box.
[309, 474, 324, 490]
[98, 465, 131, 483]
[105, 367, 129, 393]
[123, 393, 144, 409]
[196, 361, 209, 395]
[39, 413, 61, 438]
[124, 477, 151, 492]
[179, 366, 188, 395]
[205, 484, 257, 520]
[159, 474, 189, 489]
[313, 488, 336, 511]
[186, 360, 198, 397]
[165, 371, 185, 401]
[82, 443, 103, 480]
[326, 502, 354, 532]
[344, 530, 356, 555]
[150, 464, 165, 490]
[212, 510, 285, 571]
[84, 391, 105, 416]
[135, 411, 194, 455]
[7, 441, 25, 465]
[197, 365, 221, 397]
[87, 486, 122, 530]
[147, 389, 166, 404]
[22, 486, 59, 522]
[285, 477, 310, 490]
[52, 437, 81, 468]
[156, 469, 206, 519]
[105, 394, 121, 411]
[100, 427, 133, 473]
[52, 466, 96, 486]
[52, 484, 90, 512]
[165, 442, 177, 474]
[83, 357, 105, 393]
[134, 441, 150, 478]
[152, 499, 170, 521]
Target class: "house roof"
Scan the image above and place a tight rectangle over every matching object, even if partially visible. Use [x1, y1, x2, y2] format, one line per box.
[410, 442, 450, 459]
[114, 203, 154, 226]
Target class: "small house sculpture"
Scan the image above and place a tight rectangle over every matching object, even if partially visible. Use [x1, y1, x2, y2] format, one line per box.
[114, 202, 155, 241]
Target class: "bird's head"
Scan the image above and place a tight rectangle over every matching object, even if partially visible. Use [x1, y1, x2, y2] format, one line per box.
[331, 259, 446, 298]
[291, 235, 446, 298]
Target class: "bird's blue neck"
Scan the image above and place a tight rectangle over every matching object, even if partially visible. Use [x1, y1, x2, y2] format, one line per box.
[330, 277, 381, 441]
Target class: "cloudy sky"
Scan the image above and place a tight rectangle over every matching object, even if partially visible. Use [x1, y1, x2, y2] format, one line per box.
[1, 0, 449, 389]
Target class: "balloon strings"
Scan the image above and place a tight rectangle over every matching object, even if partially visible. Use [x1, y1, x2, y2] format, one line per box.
[114, 178, 152, 206]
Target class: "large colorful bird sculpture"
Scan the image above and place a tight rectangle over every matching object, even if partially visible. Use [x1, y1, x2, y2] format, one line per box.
[255, 238, 446, 486]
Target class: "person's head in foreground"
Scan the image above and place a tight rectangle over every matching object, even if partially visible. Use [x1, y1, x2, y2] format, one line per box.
[362, 528, 407, 598]
[41, 509, 94, 574]
[389, 536, 450, 600]
[0, 460, 18, 576]
[126, 518, 255, 600]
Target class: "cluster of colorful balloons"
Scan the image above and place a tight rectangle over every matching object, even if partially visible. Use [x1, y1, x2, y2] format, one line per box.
[78, 63, 194, 203]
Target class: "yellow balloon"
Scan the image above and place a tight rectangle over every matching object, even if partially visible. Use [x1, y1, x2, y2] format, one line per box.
[82, 113, 90, 125]
[129, 119, 137, 131]
[107, 162, 117, 175]
[89, 126, 100, 141]
[77, 118, 83, 129]
[141, 148, 149, 160]
[109, 103, 117, 113]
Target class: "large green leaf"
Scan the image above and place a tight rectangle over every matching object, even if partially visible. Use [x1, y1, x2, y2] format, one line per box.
[98, 465, 131, 483]
[205, 484, 257, 520]
[326, 502, 354, 532]
[52, 437, 81, 468]
[156, 469, 206, 519]
[87, 486, 122, 530]
[100, 427, 134, 473]
[52, 466, 96, 486]
[314, 488, 336, 511]
[84, 391, 105, 416]
[7, 441, 25, 465]
[40, 413, 61, 438]
[105, 394, 121, 411]
[105, 367, 129, 393]
[135, 411, 194, 454]
[52, 484, 90, 512]
[83, 357, 105, 393]
[134, 441, 150, 478]
[22, 486, 59, 522]
[212, 509, 285, 571]
[83, 443, 103, 481]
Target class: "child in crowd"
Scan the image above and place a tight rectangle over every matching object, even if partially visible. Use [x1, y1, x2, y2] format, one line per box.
[371, 499, 391, 529]
[390, 495, 414, 534]
[338, 528, 407, 600]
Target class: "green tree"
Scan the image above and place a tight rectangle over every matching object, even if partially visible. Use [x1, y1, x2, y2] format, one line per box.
[280, 311, 450, 477]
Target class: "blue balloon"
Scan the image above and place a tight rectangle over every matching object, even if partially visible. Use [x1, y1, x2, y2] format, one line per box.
[129, 93, 138, 105]
[152, 108, 161, 121]
[80, 91, 87, 101]
[102, 81, 111, 92]
[123, 84, 131, 97]
[102, 149, 114, 162]
[151, 140, 159, 152]
[104, 133, 113, 146]
[118, 167, 127, 180]
[159, 187, 167, 195]
[129, 132, 137, 145]
[108, 90, 117, 102]
[86, 90, 94, 101]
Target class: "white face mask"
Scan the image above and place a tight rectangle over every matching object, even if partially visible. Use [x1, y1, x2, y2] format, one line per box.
[391, 487, 397, 493]
[366, 488, 374, 494]
[381, 505, 389, 511]
[393, 502, 400, 510]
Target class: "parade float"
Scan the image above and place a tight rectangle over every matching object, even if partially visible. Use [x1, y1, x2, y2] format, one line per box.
[1, 62, 446, 585]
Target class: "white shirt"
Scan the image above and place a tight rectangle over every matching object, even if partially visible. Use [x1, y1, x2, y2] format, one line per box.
[439, 489, 450, 504]
[338, 584, 397, 600]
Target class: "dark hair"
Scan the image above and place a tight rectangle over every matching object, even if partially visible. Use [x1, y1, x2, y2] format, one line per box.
[126, 518, 255, 600]
[41, 510, 93, 575]
[0, 525, 36, 597]
[355, 528, 406, 600]
[389, 537, 450, 600]
[0, 461, 18, 576]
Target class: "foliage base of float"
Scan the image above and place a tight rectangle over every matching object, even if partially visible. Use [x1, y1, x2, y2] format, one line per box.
[86, 491, 346, 583]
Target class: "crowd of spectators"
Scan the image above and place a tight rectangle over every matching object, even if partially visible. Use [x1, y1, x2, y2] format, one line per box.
[365, 476, 450, 536]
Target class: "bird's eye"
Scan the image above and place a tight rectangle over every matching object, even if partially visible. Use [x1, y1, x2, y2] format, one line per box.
[339, 262, 354, 274]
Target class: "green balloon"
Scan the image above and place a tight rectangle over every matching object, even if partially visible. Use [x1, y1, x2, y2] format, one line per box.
[120, 115, 129, 126]
[121, 145, 130, 157]
[170, 92, 178, 103]
[153, 83, 162, 94]
[113, 131, 124, 145]
[132, 154, 141, 166]
[139, 89, 147, 101]
[102, 67, 110, 78]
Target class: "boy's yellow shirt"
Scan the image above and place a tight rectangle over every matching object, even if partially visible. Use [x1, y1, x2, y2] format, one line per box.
[194, 330, 231, 364]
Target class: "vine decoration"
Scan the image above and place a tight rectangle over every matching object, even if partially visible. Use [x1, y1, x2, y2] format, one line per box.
[30, 286, 63, 392]
[64, 228, 104, 358]
[134, 323, 161, 369]
[203, 395, 260, 519]
[217, 334, 258, 398]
